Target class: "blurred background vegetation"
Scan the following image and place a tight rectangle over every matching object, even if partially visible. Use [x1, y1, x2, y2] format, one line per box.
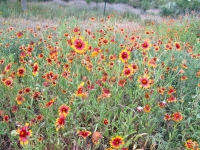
[0, 0, 200, 17]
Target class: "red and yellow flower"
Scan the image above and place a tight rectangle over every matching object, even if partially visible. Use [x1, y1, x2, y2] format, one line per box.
[32, 63, 39, 76]
[122, 65, 134, 77]
[138, 74, 151, 89]
[16, 124, 32, 145]
[75, 82, 85, 97]
[141, 39, 152, 51]
[144, 104, 151, 113]
[119, 49, 130, 63]
[185, 139, 199, 149]
[172, 112, 183, 122]
[77, 130, 91, 139]
[110, 136, 124, 149]
[58, 104, 70, 117]
[17, 67, 26, 77]
[16, 95, 26, 105]
[55, 114, 66, 131]
[3, 78, 13, 87]
[71, 36, 88, 54]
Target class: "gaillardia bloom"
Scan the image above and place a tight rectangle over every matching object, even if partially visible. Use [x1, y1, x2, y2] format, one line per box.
[141, 39, 152, 51]
[138, 74, 151, 89]
[144, 104, 151, 113]
[71, 36, 88, 54]
[55, 114, 66, 131]
[174, 42, 182, 51]
[3, 78, 13, 87]
[122, 65, 134, 77]
[32, 63, 39, 76]
[16, 124, 32, 145]
[77, 130, 91, 139]
[16, 95, 25, 105]
[58, 104, 70, 116]
[119, 49, 130, 63]
[172, 112, 183, 122]
[76, 82, 85, 97]
[16, 31, 24, 38]
[17, 67, 26, 77]
[110, 136, 124, 149]
[185, 139, 199, 149]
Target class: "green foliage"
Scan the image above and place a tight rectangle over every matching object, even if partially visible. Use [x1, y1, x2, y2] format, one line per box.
[128, 0, 141, 8]
[160, 7, 176, 17]
[176, 0, 200, 14]
[140, 0, 151, 12]
[0, 1, 23, 18]
[115, 0, 129, 4]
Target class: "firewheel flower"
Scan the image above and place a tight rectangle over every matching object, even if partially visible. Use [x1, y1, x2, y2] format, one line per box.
[58, 104, 70, 117]
[55, 114, 66, 131]
[109, 136, 125, 149]
[16, 124, 32, 145]
[32, 63, 39, 76]
[71, 36, 88, 54]
[3, 78, 13, 87]
[140, 39, 152, 51]
[75, 82, 85, 97]
[119, 49, 130, 63]
[138, 74, 151, 89]
[185, 139, 199, 149]
[17, 67, 26, 77]
[172, 112, 183, 122]
[122, 65, 134, 77]
[77, 130, 91, 139]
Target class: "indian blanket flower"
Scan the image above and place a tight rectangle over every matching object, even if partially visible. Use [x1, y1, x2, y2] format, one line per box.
[71, 36, 88, 54]
[98, 88, 111, 100]
[58, 104, 70, 116]
[141, 39, 152, 51]
[185, 139, 199, 149]
[4, 63, 12, 72]
[32, 63, 39, 76]
[44, 98, 56, 108]
[118, 79, 126, 87]
[164, 113, 171, 121]
[16, 124, 32, 145]
[138, 74, 151, 89]
[16, 31, 24, 38]
[24, 87, 31, 94]
[17, 67, 26, 77]
[3, 115, 9, 122]
[55, 114, 66, 131]
[103, 118, 109, 125]
[167, 96, 177, 103]
[76, 82, 85, 97]
[110, 136, 125, 149]
[77, 130, 91, 139]
[122, 65, 134, 77]
[119, 49, 130, 63]
[168, 86, 176, 95]
[174, 42, 182, 51]
[172, 112, 183, 122]
[144, 104, 151, 113]
[16, 95, 26, 105]
[3, 78, 13, 87]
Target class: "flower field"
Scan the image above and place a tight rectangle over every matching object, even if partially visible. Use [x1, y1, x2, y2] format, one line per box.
[0, 2, 200, 150]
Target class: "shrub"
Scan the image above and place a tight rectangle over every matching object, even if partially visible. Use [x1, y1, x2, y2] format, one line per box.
[128, 0, 140, 8]
[160, 7, 176, 17]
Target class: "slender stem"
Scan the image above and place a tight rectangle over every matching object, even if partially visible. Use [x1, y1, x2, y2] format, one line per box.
[104, 0, 106, 17]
